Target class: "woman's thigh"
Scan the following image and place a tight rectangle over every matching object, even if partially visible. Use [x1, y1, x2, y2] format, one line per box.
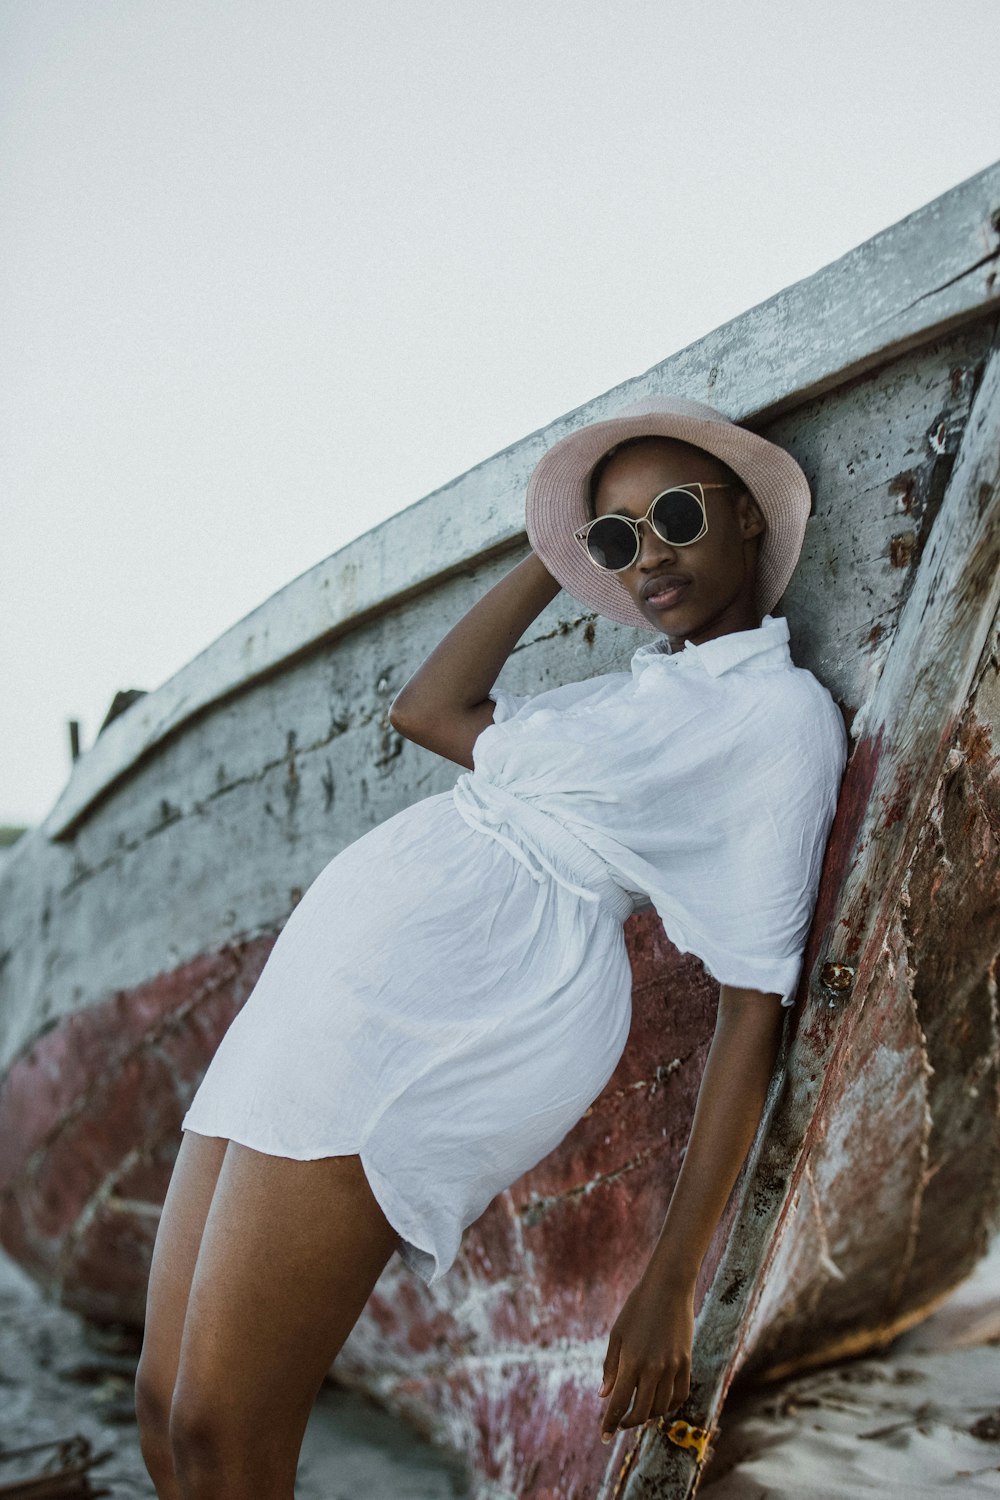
[168, 1142, 399, 1487]
[137, 1129, 230, 1411]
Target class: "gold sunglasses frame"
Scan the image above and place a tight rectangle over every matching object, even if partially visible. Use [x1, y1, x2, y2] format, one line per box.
[573, 482, 736, 573]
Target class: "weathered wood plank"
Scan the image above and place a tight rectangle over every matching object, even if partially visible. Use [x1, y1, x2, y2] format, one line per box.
[828, 333, 1000, 958]
[41, 164, 1000, 840]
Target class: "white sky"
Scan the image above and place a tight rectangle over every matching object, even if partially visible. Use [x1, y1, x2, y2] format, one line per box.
[2, 0, 998, 828]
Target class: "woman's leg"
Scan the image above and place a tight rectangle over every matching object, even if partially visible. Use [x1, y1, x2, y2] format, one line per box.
[166, 1141, 399, 1500]
[136, 1130, 230, 1498]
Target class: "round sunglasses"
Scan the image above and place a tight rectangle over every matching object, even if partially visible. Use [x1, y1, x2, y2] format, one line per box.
[573, 482, 735, 572]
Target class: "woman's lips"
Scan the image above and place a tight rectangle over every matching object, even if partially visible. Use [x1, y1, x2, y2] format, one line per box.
[645, 581, 689, 609]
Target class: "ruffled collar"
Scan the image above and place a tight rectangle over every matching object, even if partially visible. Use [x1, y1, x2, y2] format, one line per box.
[630, 613, 792, 681]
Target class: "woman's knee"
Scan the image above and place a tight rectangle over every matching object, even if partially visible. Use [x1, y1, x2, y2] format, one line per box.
[167, 1388, 222, 1474]
[134, 1358, 176, 1484]
[168, 1384, 294, 1498]
[168, 1388, 228, 1489]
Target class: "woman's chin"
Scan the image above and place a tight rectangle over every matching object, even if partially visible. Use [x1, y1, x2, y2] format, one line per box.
[642, 598, 697, 635]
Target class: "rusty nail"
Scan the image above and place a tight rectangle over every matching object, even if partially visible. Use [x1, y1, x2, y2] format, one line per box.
[819, 961, 856, 1005]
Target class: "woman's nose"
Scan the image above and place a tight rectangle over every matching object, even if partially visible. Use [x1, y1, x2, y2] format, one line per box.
[634, 517, 677, 568]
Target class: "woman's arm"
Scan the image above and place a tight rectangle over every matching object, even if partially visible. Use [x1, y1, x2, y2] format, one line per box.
[599, 985, 786, 1443]
[388, 551, 561, 769]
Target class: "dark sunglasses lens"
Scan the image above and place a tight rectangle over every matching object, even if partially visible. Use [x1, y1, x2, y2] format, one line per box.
[652, 489, 704, 544]
[585, 517, 637, 570]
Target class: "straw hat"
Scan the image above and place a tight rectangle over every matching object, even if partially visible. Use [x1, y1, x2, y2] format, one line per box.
[524, 394, 812, 631]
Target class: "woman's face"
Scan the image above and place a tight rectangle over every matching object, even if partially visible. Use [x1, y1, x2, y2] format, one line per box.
[591, 437, 767, 648]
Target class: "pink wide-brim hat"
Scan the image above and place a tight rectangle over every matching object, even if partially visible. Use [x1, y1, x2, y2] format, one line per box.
[525, 394, 812, 631]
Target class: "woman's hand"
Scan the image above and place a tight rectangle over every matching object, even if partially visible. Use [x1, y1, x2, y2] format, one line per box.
[599, 1270, 694, 1442]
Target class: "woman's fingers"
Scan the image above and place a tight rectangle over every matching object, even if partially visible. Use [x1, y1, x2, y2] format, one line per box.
[605, 1362, 690, 1441]
[600, 1330, 621, 1399]
[652, 1368, 681, 1419]
[619, 1368, 661, 1429]
[601, 1361, 694, 1441]
[603, 1361, 683, 1439]
[601, 1360, 638, 1441]
[652, 1370, 674, 1415]
[649, 1361, 690, 1421]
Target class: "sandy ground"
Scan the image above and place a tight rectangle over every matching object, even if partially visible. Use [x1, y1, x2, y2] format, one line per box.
[699, 1235, 1000, 1497]
[0, 1249, 469, 1498]
[1, 1240, 997, 1497]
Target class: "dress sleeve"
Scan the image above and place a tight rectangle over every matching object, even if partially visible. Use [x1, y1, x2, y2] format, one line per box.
[488, 689, 533, 725]
[620, 676, 849, 1011]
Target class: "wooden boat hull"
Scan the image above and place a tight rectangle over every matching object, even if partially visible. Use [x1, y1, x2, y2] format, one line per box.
[2, 163, 999, 1497]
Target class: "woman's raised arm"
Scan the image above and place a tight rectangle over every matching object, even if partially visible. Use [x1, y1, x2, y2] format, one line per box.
[388, 551, 561, 769]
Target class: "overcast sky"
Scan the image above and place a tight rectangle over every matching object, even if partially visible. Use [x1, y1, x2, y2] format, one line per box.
[2, 0, 998, 828]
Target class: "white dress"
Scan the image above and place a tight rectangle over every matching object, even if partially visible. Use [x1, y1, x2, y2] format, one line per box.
[181, 614, 848, 1283]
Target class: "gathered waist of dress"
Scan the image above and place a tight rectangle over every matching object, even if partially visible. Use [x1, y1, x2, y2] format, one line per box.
[451, 772, 637, 924]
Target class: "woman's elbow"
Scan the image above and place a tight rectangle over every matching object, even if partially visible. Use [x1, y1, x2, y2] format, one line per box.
[388, 691, 428, 738]
[387, 696, 410, 734]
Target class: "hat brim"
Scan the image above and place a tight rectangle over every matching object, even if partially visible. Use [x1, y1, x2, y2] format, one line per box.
[525, 399, 811, 631]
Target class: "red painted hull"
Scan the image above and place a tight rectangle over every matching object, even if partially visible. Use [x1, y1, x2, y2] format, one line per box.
[0, 917, 725, 1497]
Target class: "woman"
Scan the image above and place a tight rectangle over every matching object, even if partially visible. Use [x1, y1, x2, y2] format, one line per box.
[134, 395, 848, 1498]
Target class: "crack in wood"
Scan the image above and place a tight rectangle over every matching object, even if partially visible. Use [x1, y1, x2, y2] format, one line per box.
[51, 1143, 145, 1300]
[802, 1157, 846, 1288]
[498, 1186, 543, 1324]
[516, 1143, 667, 1227]
[56, 722, 378, 892]
[888, 907, 935, 1315]
[891, 243, 1000, 320]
